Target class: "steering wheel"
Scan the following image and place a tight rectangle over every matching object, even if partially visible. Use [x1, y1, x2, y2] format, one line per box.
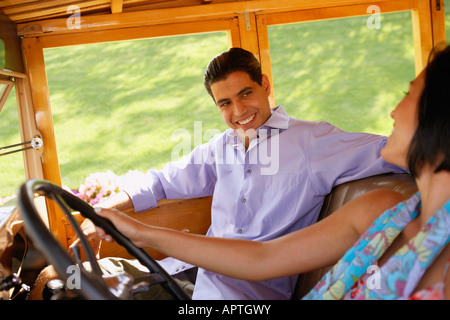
[18, 179, 191, 300]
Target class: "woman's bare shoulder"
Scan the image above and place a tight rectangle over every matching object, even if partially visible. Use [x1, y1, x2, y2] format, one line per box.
[342, 189, 409, 234]
[356, 188, 409, 207]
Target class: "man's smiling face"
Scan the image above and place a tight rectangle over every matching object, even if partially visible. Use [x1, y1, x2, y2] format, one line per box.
[211, 71, 272, 133]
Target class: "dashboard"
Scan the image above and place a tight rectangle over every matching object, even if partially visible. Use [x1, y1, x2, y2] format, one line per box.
[0, 199, 43, 300]
[0, 198, 21, 299]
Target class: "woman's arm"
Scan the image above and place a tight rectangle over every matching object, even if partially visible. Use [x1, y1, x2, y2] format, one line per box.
[95, 189, 405, 281]
[96, 190, 135, 212]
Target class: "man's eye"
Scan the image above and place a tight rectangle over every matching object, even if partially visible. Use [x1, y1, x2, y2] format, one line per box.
[220, 101, 230, 108]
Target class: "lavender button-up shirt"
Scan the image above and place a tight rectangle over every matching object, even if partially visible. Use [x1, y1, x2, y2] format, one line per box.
[123, 106, 405, 300]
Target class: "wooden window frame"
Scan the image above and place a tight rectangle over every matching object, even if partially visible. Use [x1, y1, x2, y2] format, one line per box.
[0, 77, 14, 113]
[254, 0, 446, 106]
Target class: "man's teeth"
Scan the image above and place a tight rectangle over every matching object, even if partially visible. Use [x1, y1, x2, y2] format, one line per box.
[239, 114, 255, 125]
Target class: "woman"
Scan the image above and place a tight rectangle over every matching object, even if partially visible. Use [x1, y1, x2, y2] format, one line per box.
[95, 45, 450, 299]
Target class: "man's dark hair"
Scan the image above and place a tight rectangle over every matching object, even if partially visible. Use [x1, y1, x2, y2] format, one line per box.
[407, 44, 450, 177]
[203, 47, 262, 100]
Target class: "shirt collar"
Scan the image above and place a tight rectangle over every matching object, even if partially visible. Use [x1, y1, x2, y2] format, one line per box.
[260, 105, 290, 130]
[225, 106, 290, 149]
[226, 106, 290, 139]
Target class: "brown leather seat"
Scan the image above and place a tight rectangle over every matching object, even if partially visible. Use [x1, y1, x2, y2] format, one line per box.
[292, 173, 417, 299]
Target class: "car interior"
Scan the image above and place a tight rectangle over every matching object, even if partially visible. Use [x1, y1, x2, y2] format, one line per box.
[0, 0, 444, 300]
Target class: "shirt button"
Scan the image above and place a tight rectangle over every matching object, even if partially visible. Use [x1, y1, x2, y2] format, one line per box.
[241, 198, 246, 203]
[237, 229, 243, 234]
[247, 169, 252, 174]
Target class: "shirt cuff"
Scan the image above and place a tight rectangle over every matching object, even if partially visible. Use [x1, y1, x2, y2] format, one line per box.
[119, 170, 165, 212]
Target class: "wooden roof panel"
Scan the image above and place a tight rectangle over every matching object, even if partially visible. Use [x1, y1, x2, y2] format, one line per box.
[0, 0, 227, 23]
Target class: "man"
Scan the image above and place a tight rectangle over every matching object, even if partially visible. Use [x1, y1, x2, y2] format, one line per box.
[85, 47, 405, 299]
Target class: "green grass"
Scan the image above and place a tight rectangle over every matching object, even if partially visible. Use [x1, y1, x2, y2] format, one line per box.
[1, 7, 450, 197]
[269, 11, 416, 134]
[44, 33, 229, 189]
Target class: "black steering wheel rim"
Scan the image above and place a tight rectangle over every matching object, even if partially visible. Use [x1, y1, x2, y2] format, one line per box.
[18, 179, 190, 300]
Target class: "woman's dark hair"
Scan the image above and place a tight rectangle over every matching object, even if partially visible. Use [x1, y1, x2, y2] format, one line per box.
[407, 44, 450, 177]
[203, 47, 262, 100]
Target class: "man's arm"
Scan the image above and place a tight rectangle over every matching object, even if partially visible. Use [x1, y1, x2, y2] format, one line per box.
[308, 122, 407, 195]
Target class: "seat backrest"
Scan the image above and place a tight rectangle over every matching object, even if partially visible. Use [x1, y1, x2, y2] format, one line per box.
[293, 173, 417, 299]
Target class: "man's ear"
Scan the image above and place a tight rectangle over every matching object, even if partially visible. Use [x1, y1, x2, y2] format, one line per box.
[261, 74, 271, 96]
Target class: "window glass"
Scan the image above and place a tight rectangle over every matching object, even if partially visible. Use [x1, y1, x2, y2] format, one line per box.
[445, 0, 450, 38]
[0, 39, 5, 69]
[0, 86, 25, 201]
[268, 10, 415, 136]
[44, 32, 228, 192]
[0, 79, 13, 111]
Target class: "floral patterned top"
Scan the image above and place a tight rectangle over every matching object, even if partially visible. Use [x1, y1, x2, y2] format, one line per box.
[303, 192, 450, 300]
[408, 282, 445, 300]
[342, 258, 449, 300]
